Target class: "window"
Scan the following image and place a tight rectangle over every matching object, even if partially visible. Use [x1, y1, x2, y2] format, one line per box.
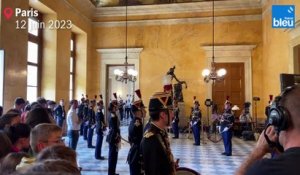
[27, 12, 42, 103]
[70, 33, 76, 100]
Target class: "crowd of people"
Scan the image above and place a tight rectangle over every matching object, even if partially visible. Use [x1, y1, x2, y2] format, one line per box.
[0, 84, 299, 175]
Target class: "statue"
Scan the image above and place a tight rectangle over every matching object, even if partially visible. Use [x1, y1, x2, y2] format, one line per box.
[166, 66, 187, 102]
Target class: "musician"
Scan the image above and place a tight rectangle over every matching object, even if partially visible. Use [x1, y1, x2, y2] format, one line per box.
[220, 99, 235, 156]
[127, 89, 146, 175]
[87, 99, 96, 148]
[106, 93, 121, 175]
[141, 91, 177, 175]
[172, 100, 180, 139]
[191, 100, 201, 146]
[95, 95, 106, 160]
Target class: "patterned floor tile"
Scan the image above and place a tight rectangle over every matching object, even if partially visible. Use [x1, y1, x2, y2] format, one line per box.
[71, 125, 256, 175]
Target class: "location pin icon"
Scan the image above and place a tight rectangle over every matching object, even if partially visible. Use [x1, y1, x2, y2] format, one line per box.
[3, 7, 13, 20]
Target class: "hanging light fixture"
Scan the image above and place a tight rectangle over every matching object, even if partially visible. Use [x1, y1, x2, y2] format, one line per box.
[113, 0, 138, 84]
[201, 0, 226, 83]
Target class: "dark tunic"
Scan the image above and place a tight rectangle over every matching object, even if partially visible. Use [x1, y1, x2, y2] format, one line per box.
[141, 123, 175, 175]
[107, 113, 121, 175]
[54, 105, 65, 120]
[87, 107, 96, 127]
[95, 110, 105, 135]
[128, 117, 143, 175]
[220, 112, 234, 132]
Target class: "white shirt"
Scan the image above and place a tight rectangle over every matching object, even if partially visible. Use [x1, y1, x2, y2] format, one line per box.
[67, 108, 81, 131]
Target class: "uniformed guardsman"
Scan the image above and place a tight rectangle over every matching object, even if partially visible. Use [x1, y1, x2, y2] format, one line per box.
[54, 99, 66, 128]
[106, 93, 121, 175]
[127, 89, 146, 175]
[95, 94, 106, 160]
[83, 95, 90, 140]
[87, 97, 96, 148]
[141, 91, 177, 175]
[191, 100, 201, 146]
[78, 94, 85, 136]
[172, 100, 180, 139]
[220, 96, 234, 156]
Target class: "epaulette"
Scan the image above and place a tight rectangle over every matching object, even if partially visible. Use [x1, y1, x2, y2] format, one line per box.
[144, 131, 154, 138]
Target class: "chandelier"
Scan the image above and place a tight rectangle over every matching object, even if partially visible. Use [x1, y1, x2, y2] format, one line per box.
[201, 0, 226, 83]
[113, 0, 138, 84]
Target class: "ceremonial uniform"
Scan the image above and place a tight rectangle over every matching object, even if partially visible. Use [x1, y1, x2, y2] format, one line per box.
[191, 107, 201, 145]
[172, 106, 180, 138]
[128, 117, 143, 175]
[127, 89, 145, 175]
[54, 104, 65, 128]
[107, 112, 121, 175]
[77, 100, 85, 135]
[107, 93, 121, 175]
[83, 100, 89, 140]
[95, 107, 105, 159]
[118, 100, 125, 121]
[141, 123, 176, 175]
[220, 110, 234, 156]
[87, 104, 96, 148]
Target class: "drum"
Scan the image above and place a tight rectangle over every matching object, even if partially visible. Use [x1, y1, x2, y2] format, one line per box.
[176, 167, 201, 175]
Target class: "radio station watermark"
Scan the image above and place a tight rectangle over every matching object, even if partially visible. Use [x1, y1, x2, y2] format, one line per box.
[3, 7, 73, 30]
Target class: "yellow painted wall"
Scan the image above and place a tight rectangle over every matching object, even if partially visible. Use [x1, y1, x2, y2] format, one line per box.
[36, 0, 93, 102]
[0, 0, 92, 110]
[2, 0, 299, 121]
[0, 0, 28, 111]
[93, 20, 263, 118]
[261, 0, 300, 119]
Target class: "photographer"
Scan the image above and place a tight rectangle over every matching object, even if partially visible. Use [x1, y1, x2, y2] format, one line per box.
[236, 85, 300, 175]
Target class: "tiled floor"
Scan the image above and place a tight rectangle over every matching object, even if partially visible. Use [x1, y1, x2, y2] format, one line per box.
[73, 122, 256, 175]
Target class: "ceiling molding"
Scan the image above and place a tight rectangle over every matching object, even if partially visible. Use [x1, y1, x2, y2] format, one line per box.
[93, 14, 261, 27]
[94, 0, 262, 17]
[262, 0, 280, 17]
[62, 0, 95, 23]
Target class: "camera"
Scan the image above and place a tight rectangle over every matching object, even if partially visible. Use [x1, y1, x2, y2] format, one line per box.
[253, 97, 260, 101]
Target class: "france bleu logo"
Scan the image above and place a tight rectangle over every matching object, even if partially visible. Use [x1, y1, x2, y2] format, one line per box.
[272, 5, 295, 28]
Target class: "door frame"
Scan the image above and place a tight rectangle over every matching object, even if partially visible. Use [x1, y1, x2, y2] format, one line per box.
[97, 48, 143, 114]
[202, 45, 256, 108]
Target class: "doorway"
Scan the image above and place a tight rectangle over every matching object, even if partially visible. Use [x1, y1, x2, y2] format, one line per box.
[97, 48, 142, 122]
[106, 64, 136, 125]
[212, 62, 245, 118]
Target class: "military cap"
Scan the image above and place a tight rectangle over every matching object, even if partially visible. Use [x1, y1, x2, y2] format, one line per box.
[131, 89, 145, 112]
[148, 92, 173, 112]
